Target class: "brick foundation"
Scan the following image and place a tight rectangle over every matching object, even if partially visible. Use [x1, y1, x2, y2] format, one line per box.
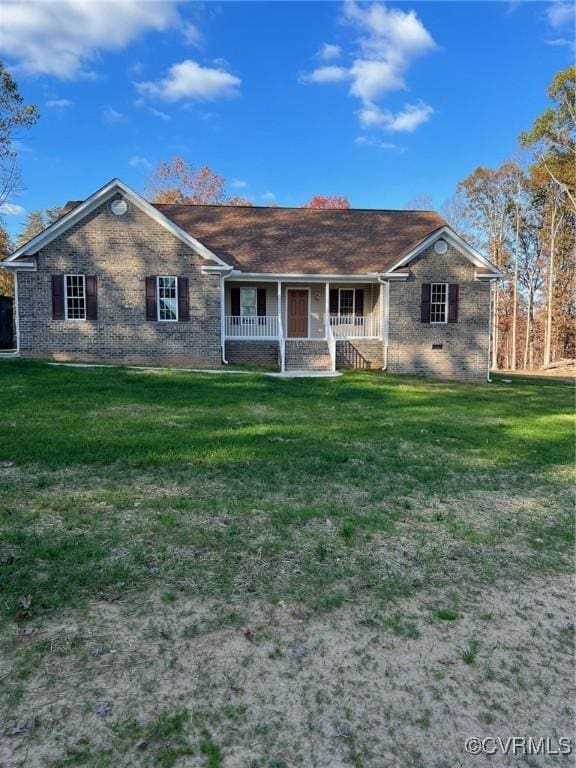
[336, 339, 383, 369]
[225, 340, 279, 368]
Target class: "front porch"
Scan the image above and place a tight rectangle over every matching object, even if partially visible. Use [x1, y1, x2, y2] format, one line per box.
[222, 280, 384, 372]
[223, 281, 383, 340]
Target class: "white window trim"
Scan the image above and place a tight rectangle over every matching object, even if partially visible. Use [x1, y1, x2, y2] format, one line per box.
[157, 275, 179, 322]
[64, 274, 86, 321]
[430, 282, 448, 325]
[240, 286, 258, 318]
[338, 288, 356, 316]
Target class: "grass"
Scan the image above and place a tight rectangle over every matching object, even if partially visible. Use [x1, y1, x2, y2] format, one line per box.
[0, 360, 573, 766]
[0, 360, 572, 621]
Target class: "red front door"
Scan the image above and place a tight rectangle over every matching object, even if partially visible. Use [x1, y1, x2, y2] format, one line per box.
[287, 290, 308, 338]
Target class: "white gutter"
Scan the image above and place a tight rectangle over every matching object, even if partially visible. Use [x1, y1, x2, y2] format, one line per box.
[229, 271, 379, 283]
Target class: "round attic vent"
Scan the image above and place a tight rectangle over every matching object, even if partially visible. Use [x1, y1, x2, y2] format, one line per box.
[434, 239, 448, 255]
[111, 198, 128, 216]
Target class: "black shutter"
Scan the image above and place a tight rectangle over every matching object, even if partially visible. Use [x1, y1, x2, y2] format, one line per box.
[178, 277, 189, 321]
[145, 276, 157, 320]
[448, 284, 459, 323]
[257, 288, 266, 317]
[231, 287, 240, 316]
[355, 289, 364, 317]
[329, 288, 339, 315]
[420, 283, 431, 323]
[86, 276, 97, 320]
[52, 275, 64, 320]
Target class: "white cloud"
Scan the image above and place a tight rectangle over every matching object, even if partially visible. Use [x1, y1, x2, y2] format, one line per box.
[46, 98, 72, 108]
[231, 179, 248, 189]
[316, 43, 342, 60]
[301, 65, 350, 84]
[103, 106, 127, 123]
[183, 22, 202, 46]
[302, 1, 436, 133]
[546, 2, 575, 29]
[261, 191, 276, 202]
[129, 155, 152, 169]
[349, 59, 404, 101]
[149, 106, 172, 121]
[355, 135, 397, 149]
[0, 203, 26, 216]
[0, 0, 179, 79]
[359, 102, 433, 132]
[136, 59, 241, 102]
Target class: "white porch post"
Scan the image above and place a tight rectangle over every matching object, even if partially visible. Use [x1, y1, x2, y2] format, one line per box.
[277, 280, 285, 372]
[277, 280, 282, 330]
[220, 275, 228, 364]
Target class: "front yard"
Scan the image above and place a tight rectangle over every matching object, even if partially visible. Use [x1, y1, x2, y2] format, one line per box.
[0, 361, 573, 767]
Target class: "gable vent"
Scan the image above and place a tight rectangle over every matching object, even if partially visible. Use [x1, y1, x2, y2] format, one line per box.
[111, 198, 128, 216]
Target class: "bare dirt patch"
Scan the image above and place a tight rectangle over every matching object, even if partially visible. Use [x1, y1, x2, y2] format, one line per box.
[1, 575, 573, 768]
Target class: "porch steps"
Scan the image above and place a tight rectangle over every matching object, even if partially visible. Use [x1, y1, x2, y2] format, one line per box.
[285, 339, 332, 371]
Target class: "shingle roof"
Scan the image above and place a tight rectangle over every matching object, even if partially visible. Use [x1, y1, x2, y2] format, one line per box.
[61, 201, 448, 275]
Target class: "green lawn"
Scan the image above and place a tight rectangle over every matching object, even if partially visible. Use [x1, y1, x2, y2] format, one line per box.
[0, 360, 573, 767]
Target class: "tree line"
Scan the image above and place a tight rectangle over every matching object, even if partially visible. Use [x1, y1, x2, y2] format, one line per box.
[439, 66, 575, 370]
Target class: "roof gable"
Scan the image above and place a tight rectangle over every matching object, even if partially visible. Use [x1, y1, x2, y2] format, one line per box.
[4, 179, 228, 269]
[382, 226, 502, 277]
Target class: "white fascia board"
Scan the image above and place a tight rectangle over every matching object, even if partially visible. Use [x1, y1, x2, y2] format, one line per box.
[1, 260, 36, 271]
[228, 271, 380, 282]
[5, 178, 230, 269]
[201, 265, 233, 274]
[475, 271, 503, 280]
[383, 226, 501, 276]
[379, 272, 409, 281]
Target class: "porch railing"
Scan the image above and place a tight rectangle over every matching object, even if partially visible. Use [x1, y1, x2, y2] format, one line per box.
[225, 315, 279, 338]
[329, 314, 381, 338]
[225, 314, 381, 339]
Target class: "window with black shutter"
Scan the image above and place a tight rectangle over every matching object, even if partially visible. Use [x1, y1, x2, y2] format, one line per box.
[448, 284, 459, 323]
[52, 275, 65, 320]
[86, 276, 98, 320]
[420, 283, 431, 323]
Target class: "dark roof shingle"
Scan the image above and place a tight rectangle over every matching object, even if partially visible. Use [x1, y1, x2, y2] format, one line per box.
[61, 200, 448, 275]
[155, 204, 447, 274]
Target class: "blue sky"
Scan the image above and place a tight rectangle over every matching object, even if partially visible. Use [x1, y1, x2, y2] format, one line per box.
[0, 0, 574, 238]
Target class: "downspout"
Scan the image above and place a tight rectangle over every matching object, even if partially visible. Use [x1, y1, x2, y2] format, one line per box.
[486, 279, 494, 383]
[220, 272, 229, 365]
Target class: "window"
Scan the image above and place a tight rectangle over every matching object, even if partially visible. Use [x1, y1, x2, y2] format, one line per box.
[157, 276, 178, 321]
[430, 283, 448, 324]
[65, 274, 86, 320]
[240, 287, 257, 317]
[339, 289, 355, 316]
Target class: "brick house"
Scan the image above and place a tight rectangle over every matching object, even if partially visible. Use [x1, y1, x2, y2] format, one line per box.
[1, 179, 502, 380]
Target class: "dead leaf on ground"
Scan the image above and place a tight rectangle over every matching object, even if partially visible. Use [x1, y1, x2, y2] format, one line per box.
[9, 718, 36, 736]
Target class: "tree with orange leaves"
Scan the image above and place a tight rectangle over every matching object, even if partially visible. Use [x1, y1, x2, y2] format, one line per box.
[145, 158, 227, 205]
[301, 195, 351, 209]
